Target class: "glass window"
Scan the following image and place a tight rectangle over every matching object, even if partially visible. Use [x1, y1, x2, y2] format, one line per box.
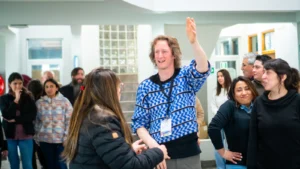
[232, 38, 239, 55]
[31, 64, 61, 82]
[251, 36, 258, 52]
[222, 41, 230, 55]
[28, 39, 62, 59]
[264, 32, 274, 50]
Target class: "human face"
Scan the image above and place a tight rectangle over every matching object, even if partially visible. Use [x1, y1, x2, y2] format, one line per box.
[9, 79, 23, 93]
[154, 40, 175, 71]
[217, 72, 225, 87]
[253, 60, 264, 82]
[42, 72, 54, 83]
[45, 81, 58, 98]
[72, 70, 85, 84]
[241, 58, 254, 79]
[262, 69, 284, 91]
[234, 81, 253, 107]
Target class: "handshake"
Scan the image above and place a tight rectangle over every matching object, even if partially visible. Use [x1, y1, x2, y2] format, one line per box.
[132, 139, 170, 160]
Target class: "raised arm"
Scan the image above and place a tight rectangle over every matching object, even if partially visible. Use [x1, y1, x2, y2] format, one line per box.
[186, 17, 209, 73]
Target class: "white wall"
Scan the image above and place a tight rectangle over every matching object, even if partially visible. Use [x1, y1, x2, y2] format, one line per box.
[18, 26, 72, 85]
[0, 36, 5, 76]
[125, 0, 300, 11]
[4, 28, 20, 89]
[0, 2, 297, 26]
[137, 25, 155, 83]
[298, 22, 300, 69]
[81, 26, 100, 74]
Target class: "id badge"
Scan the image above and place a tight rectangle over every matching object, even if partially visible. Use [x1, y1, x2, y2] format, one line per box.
[160, 118, 172, 137]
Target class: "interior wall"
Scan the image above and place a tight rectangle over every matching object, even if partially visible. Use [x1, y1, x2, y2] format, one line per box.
[18, 26, 72, 85]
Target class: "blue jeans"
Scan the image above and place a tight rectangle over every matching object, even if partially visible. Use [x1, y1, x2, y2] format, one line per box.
[226, 164, 247, 169]
[7, 139, 33, 169]
[215, 130, 226, 169]
[39, 142, 67, 169]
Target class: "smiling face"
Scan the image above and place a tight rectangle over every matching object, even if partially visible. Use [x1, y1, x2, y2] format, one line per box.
[154, 40, 175, 71]
[234, 81, 253, 107]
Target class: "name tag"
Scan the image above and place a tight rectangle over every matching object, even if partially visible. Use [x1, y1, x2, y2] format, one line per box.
[160, 118, 172, 137]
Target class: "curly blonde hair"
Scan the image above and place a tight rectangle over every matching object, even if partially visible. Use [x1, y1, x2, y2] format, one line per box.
[149, 35, 182, 68]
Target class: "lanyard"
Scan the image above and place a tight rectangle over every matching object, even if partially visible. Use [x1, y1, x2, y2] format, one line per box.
[158, 78, 174, 118]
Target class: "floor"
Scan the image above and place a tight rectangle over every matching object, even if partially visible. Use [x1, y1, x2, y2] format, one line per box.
[1, 160, 216, 169]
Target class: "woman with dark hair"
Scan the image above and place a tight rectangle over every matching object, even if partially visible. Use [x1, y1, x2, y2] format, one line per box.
[0, 72, 36, 169]
[27, 79, 48, 169]
[35, 78, 72, 169]
[247, 59, 300, 169]
[208, 76, 258, 169]
[27, 80, 43, 102]
[62, 68, 169, 169]
[211, 69, 232, 169]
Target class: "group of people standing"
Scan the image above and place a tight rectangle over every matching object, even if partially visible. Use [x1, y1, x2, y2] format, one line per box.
[0, 68, 84, 169]
[209, 52, 300, 169]
[0, 16, 299, 169]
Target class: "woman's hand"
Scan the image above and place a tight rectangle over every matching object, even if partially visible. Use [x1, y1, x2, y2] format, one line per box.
[2, 117, 15, 123]
[132, 139, 147, 154]
[221, 150, 242, 164]
[14, 89, 22, 103]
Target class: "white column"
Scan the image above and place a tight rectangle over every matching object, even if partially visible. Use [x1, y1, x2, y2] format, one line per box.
[81, 25, 100, 74]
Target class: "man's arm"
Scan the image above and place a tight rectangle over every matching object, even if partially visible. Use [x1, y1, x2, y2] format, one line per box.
[186, 17, 209, 73]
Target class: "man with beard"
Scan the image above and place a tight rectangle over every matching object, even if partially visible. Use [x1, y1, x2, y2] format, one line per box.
[60, 67, 84, 106]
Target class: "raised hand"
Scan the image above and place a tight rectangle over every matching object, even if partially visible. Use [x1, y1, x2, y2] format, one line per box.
[186, 17, 197, 44]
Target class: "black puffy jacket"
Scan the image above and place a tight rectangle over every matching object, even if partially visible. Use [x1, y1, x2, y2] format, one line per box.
[69, 107, 164, 169]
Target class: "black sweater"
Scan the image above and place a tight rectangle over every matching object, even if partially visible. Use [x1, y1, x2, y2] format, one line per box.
[247, 90, 300, 169]
[70, 108, 164, 169]
[0, 93, 37, 139]
[208, 100, 251, 166]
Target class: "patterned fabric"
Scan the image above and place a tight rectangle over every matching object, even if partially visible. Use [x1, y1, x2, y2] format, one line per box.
[35, 93, 73, 144]
[132, 60, 210, 143]
[240, 102, 253, 114]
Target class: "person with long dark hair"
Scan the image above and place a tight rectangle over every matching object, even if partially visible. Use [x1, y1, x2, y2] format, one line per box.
[211, 69, 232, 169]
[209, 76, 258, 169]
[27, 79, 48, 169]
[35, 78, 72, 169]
[0, 72, 36, 169]
[62, 68, 169, 169]
[247, 59, 300, 169]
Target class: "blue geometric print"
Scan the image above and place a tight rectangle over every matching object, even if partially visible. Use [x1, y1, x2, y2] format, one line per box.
[132, 60, 210, 144]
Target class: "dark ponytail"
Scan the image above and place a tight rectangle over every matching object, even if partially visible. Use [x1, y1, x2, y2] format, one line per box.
[289, 68, 300, 91]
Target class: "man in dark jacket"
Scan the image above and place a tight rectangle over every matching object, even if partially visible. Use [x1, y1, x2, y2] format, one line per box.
[60, 67, 84, 106]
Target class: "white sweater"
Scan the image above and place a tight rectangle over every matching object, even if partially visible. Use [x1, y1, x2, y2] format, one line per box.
[211, 88, 228, 115]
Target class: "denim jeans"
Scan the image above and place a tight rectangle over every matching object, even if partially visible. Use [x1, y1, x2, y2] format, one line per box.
[39, 142, 67, 169]
[226, 164, 247, 169]
[7, 139, 33, 169]
[215, 130, 226, 169]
